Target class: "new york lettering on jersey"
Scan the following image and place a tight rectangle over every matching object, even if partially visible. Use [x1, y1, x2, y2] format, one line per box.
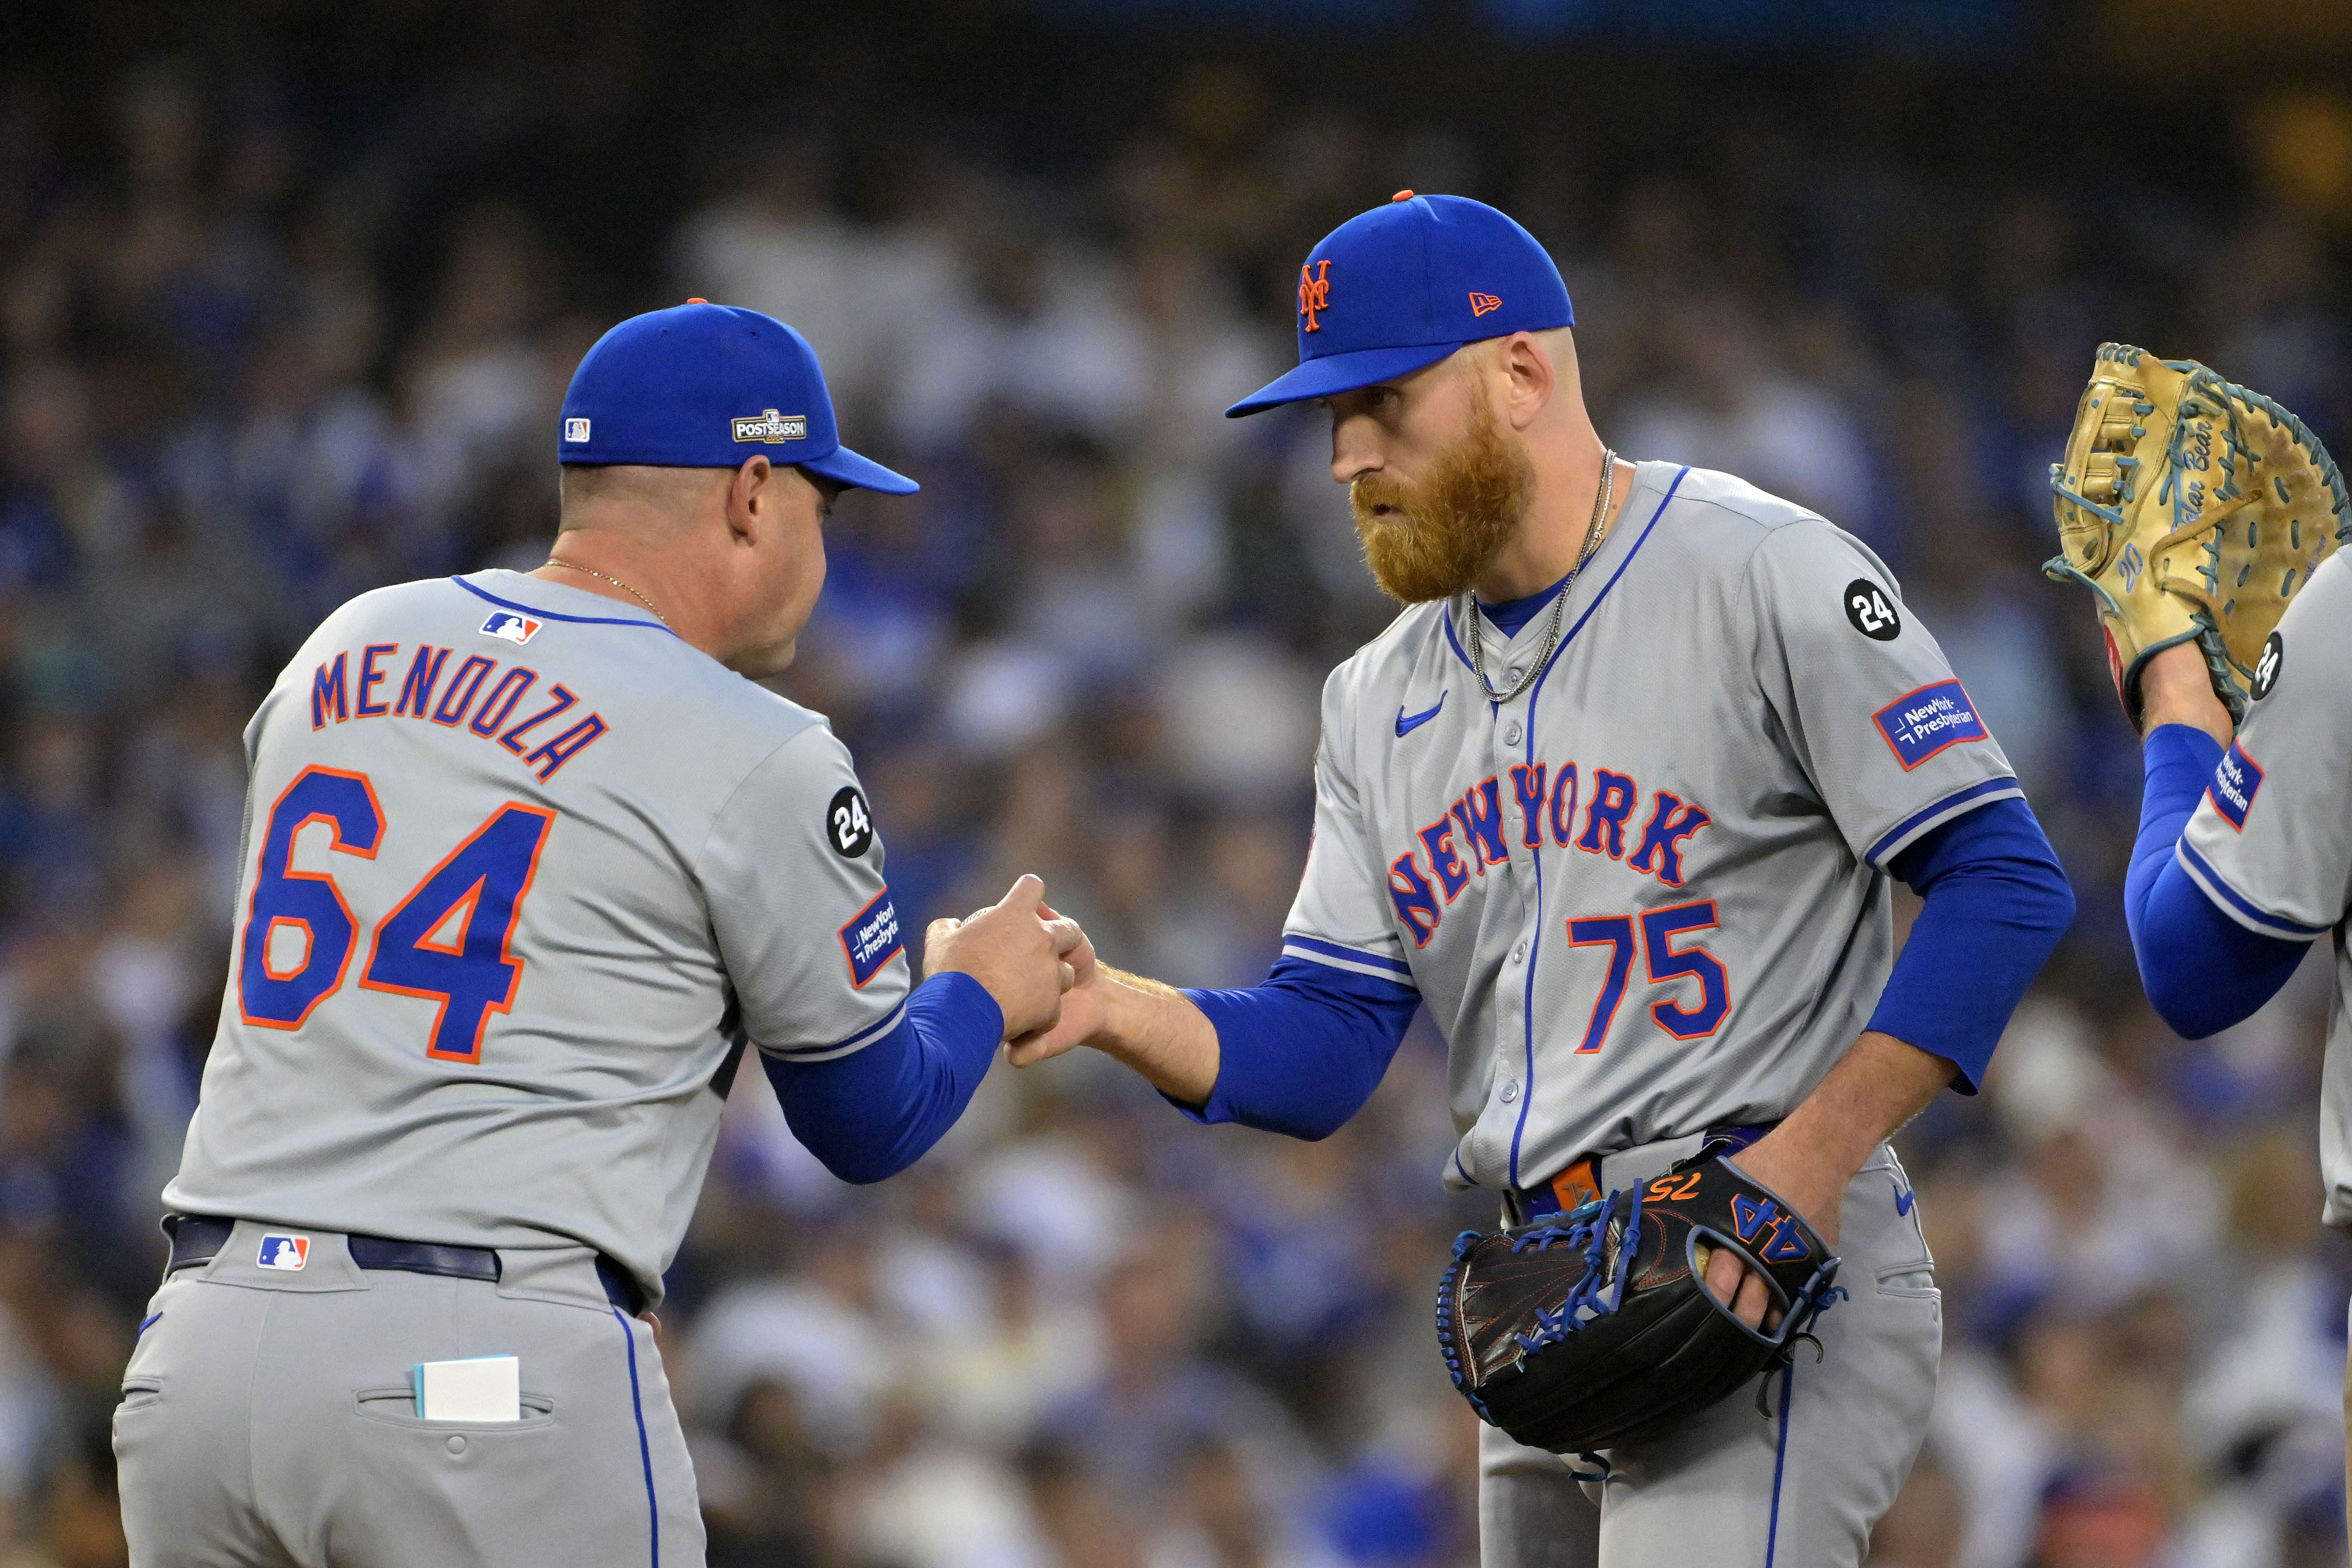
[1280, 463, 2020, 1191]
[1386, 763, 1714, 945]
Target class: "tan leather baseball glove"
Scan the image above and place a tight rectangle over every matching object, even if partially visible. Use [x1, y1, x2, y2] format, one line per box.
[2045, 342, 2350, 726]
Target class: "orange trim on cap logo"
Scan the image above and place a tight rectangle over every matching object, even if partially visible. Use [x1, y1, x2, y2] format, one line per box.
[1469, 291, 1502, 317]
[1298, 260, 1333, 332]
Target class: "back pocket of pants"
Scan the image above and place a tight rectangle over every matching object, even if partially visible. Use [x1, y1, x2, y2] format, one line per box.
[353, 1385, 557, 1431]
[1875, 1265, 1941, 1302]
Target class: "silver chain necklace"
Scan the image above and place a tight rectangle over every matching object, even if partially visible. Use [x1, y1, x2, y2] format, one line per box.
[542, 557, 671, 626]
[1466, 450, 1617, 704]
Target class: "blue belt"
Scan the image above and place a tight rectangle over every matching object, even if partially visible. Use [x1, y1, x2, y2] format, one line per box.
[1516, 1123, 1774, 1221]
[162, 1214, 644, 1315]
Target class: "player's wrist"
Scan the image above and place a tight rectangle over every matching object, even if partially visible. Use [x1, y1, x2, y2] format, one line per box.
[1088, 968, 1161, 1058]
[1091, 967, 1219, 1101]
[2136, 643, 2233, 746]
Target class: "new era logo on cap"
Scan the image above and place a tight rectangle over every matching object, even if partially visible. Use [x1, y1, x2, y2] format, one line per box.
[732, 409, 808, 444]
[257, 1234, 310, 1271]
[1469, 292, 1502, 316]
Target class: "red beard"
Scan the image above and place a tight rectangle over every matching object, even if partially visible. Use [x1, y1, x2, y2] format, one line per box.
[1349, 394, 1535, 603]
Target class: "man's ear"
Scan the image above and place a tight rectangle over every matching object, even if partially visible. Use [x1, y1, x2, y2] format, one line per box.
[1499, 332, 1554, 432]
[725, 456, 772, 545]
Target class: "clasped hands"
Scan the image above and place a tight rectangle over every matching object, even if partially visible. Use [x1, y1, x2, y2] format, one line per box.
[921, 874, 1091, 1041]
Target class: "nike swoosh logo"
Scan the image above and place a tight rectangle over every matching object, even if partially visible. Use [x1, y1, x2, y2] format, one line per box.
[1396, 694, 1447, 737]
[1894, 1188, 1916, 1216]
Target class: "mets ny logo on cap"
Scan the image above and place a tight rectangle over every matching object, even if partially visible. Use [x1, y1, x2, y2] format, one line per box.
[733, 409, 808, 444]
[1298, 260, 1332, 332]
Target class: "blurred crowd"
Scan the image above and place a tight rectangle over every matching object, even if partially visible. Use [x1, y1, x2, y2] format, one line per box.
[1, 29, 2351, 1568]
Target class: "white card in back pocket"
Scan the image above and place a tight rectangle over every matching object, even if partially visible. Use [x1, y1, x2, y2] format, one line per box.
[414, 1355, 520, 1420]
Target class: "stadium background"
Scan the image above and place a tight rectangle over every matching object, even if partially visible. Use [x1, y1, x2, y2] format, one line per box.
[3, 1, 2352, 1564]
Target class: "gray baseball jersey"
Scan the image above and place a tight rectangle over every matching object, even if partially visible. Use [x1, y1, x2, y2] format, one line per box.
[2176, 550, 2352, 1226]
[164, 568, 911, 1300]
[1285, 461, 2020, 1194]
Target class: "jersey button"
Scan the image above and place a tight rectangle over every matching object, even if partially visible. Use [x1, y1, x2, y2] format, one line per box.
[1503, 720, 1523, 745]
[1500, 1080, 1521, 1103]
[1512, 942, 1527, 965]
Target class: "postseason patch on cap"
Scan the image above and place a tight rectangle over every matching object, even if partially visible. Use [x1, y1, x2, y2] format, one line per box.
[2206, 740, 2264, 831]
[732, 409, 808, 444]
[839, 889, 904, 989]
[1873, 680, 1989, 770]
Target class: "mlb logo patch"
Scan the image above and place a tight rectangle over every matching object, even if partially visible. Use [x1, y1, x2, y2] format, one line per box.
[256, 1234, 310, 1271]
[1873, 680, 1989, 771]
[480, 612, 541, 645]
[839, 889, 905, 989]
[563, 417, 591, 444]
[2206, 740, 2263, 831]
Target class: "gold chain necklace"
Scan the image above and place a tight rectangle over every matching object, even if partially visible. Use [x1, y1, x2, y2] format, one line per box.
[1467, 449, 1617, 704]
[542, 558, 670, 625]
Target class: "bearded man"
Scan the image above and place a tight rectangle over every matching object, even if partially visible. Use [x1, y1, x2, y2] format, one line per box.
[1013, 193, 2073, 1565]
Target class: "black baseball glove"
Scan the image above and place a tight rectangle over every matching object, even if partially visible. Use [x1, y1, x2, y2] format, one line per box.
[1435, 1156, 1842, 1456]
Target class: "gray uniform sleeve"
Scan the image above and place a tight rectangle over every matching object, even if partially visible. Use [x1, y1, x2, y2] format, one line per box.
[1282, 665, 1421, 986]
[1743, 519, 2021, 867]
[698, 725, 912, 1059]
[2179, 553, 2352, 939]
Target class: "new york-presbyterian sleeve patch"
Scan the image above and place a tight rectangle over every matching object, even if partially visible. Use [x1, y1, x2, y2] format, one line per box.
[2205, 740, 2264, 831]
[1872, 680, 1989, 770]
[839, 889, 904, 988]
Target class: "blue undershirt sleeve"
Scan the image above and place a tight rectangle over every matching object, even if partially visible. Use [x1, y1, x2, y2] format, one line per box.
[1178, 957, 1421, 1140]
[2124, 724, 2311, 1038]
[763, 971, 1005, 1184]
[1870, 796, 2074, 1092]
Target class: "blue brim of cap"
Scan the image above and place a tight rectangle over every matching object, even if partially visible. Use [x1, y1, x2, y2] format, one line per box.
[801, 444, 920, 495]
[1224, 341, 1465, 418]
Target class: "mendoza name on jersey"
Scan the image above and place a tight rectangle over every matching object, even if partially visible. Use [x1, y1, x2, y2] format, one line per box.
[306, 639, 610, 781]
[1388, 762, 1711, 945]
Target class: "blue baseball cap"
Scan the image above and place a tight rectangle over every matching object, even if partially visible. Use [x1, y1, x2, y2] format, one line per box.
[559, 301, 918, 494]
[1226, 193, 1573, 418]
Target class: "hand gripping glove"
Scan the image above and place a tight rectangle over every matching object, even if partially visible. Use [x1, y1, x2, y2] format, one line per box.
[1434, 1156, 1840, 1456]
[2045, 342, 2350, 726]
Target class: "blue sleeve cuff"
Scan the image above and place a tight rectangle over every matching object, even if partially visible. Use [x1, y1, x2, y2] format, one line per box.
[1869, 797, 2073, 1092]
[764, 972, 1002, 1183]
[2124, 725, 2310, 1037]
[1178, 955, 1419, 1141]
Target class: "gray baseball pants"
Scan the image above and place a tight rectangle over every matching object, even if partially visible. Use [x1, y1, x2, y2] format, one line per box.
[114, 1220, 704, 1568]
[1477, 1141, 1941, 1568]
